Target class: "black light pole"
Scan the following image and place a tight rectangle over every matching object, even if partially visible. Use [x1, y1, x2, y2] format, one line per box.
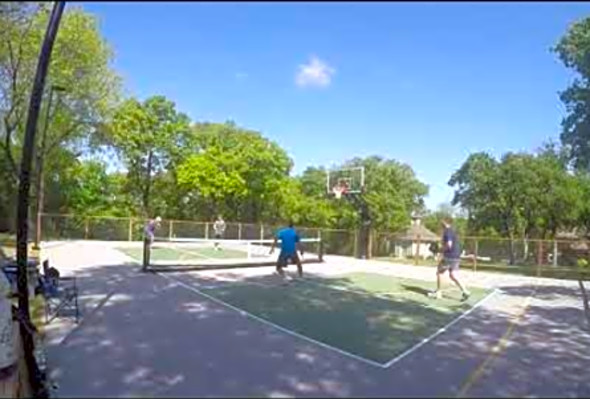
[34, 84, 66, 248]
[16, 2, 66, 396]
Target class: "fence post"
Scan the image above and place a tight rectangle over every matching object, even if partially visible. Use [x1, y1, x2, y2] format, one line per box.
[473, 238, 478, 273]
[415, 235, 421, 266]
[553, 240, 558, 267]
[365, 228, 375, 259]
[169, 220, 173, 240]
[128, 218, 133, 241]
[354, 229, 359, 258]
[205, 223, 209, 240]
[260, 224, 264, 241]
[238, 223, 242, 240]
[537, 240, 543, 277]
[84, 219, 89, 240]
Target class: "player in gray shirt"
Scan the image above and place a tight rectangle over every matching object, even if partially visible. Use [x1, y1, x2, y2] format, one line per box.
[213, 215, 226, 251]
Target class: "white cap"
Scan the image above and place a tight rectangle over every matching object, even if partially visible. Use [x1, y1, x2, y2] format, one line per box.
[155, 216, 162, 222]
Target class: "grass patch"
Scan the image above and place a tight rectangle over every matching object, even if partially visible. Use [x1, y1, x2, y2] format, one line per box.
[375, 257, 582, 281]
[202, 272, 491, 364]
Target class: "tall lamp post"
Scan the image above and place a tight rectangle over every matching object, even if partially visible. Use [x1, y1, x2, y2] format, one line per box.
[34, 84, 66, 248]
[16, 2, 66, 397]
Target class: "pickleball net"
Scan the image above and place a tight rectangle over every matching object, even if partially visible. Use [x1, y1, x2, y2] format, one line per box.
[140, 237, 324, 272]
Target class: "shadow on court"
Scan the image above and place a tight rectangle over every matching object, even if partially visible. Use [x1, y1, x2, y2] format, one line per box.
[45, 260, 590, 397]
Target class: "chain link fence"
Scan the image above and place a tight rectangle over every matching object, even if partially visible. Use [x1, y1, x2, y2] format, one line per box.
[34, 213, 590, 281]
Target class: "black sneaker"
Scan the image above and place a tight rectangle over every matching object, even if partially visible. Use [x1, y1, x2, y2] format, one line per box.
[461, 291, 471, 302]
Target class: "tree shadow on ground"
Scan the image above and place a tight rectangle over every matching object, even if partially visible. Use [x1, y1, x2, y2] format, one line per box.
[399, 284, 431, 296]
[43, 255, 590, 398]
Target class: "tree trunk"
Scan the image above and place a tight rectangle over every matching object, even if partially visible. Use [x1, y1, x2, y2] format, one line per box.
[508, 233, 516, 265]
[143, 149, 153, 217]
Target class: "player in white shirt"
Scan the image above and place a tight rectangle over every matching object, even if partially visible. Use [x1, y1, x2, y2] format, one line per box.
[213, 215, 226, 251]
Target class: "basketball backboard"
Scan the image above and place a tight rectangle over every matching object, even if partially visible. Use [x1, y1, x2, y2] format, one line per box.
[326, 166, 365, 197]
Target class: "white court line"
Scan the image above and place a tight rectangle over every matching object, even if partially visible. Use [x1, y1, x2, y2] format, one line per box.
[381, 288, 501, 368]
[160, 272, 501, 370]
[158, 272, 387, 369]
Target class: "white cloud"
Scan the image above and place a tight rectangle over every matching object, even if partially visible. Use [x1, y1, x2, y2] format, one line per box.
[295, 56, 335, 88]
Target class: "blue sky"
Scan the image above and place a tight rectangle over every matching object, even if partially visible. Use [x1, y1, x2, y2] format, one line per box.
[79, 1, 590, 210]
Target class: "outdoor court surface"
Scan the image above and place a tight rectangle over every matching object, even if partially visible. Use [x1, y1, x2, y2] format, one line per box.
[41, 240, 590, 397]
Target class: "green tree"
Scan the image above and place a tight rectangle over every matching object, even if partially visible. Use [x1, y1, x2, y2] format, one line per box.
[175, 122, 292, 223]
[423, 202, 467, 237]
[109, 95, 191, 217]
[554, 17, 590, 170]
[335, 156, 428, 232]
[0, 3, 121, 228]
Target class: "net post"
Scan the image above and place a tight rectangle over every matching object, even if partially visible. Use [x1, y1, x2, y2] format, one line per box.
[238, 223, 242, 240]
[414, 234, 421, 266]
[553, 239, 558, 267]
[142, 237, 149, 272]
[169, 220, 173, 240]
[354, 229, 359, 258]
[128, 218, 133, 241]
[205, 223, 209, 239]
[260, 224, 264, 241]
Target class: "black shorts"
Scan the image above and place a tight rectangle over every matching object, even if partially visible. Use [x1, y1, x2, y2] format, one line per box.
[214, 233, 224, 240]
[277, 251, 299, 267]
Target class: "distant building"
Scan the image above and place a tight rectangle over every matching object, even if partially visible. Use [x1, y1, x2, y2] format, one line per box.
[390, 213, 439, 259]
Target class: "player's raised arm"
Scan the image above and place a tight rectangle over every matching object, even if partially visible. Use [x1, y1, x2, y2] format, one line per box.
[270, 232, 279, 254]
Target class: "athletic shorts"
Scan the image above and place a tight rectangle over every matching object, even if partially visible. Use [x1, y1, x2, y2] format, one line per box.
[277, 251, 299, 267]
[214, 233, 224, 240]
[438, 257, 460, 273]
[144, 233, 154, 244]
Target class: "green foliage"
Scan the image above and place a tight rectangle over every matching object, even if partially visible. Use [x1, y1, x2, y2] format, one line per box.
[423, 202, 467, 237]
[0, 3, 120, 229]
[109, 95, 190, 216]
[554, 16, 590, 171]
[175, 122, 292, 223]
[450, 146, 585, 240]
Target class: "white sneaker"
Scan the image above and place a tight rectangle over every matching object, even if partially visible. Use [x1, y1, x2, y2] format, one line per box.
[428, 290, 442, 299]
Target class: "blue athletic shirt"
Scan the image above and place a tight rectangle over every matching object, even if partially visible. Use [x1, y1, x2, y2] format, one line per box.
[442, 227, 461, 259]
[277, 227, 300, 254]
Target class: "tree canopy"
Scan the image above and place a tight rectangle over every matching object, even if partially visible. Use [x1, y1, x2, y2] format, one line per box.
[3, 2, 590, 244]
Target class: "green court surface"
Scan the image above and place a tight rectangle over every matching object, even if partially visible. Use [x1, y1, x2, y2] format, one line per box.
[201, 272, 492, 365]
[118, 245, 252, 262]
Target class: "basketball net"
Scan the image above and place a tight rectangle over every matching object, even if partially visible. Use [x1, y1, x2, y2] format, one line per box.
[332, 185, 346, 199]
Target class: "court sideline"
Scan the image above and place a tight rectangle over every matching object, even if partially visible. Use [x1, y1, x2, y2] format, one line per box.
[43, 241, 590, 397]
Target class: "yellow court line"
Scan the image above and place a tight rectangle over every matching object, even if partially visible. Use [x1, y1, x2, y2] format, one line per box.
[456, 287, 537, 398]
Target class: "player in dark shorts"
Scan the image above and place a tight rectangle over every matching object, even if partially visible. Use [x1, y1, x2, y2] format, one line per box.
[213, 215, 226, 251]
[269, 221, 303, 283]
[429, 217, 471, 301]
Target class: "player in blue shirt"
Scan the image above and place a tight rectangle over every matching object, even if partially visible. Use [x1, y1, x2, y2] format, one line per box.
[270, 221, 303, 281]
[429, 217, 471, 301]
